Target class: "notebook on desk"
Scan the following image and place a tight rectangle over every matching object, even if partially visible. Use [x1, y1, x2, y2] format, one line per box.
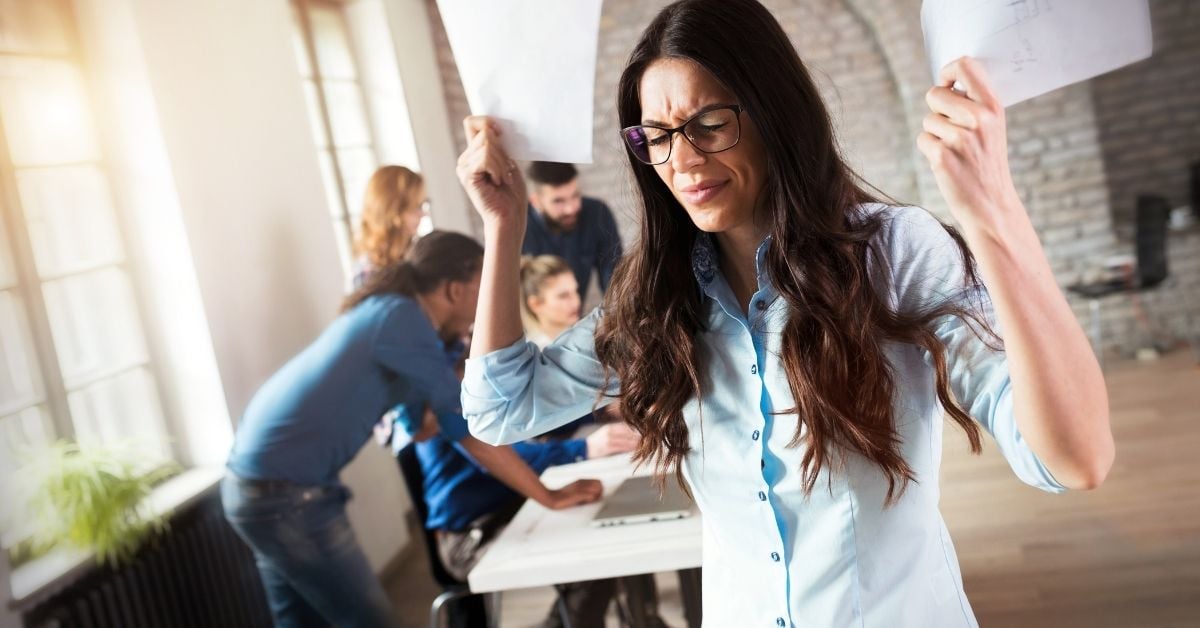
[591, 475, 694, 528]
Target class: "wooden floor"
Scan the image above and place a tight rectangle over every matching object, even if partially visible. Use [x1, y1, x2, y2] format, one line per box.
[941, 348, 1200, 627]
[387, 349, 1200, 627]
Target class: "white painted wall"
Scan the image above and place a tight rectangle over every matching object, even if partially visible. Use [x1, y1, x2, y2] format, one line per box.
[72, 0, 413, 572]
[72, 0, 232, 470]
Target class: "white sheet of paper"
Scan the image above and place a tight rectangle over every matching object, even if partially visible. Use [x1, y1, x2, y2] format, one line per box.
[436, 0, 602, 163]
[921, 0, 1153, 107]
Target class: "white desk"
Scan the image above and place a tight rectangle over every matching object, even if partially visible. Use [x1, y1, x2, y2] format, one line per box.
[467, 452, 703, 593]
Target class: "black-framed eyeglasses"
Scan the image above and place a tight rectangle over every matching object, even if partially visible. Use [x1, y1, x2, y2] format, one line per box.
[620, 104, 743, 165]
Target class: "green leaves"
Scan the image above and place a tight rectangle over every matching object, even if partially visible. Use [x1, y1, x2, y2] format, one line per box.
[22, 441, 179, 567]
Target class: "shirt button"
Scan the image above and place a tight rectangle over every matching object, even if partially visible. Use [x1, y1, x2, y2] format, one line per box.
[750, 364, 758, 375]
[751, 430, 760, 441]
[776, 618, 786, 627]
[770, 551, 780, 562]
[756, 299, 768, 311]
[758, 491, 767, 501]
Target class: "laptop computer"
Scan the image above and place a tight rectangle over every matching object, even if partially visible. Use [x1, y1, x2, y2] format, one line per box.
[591, 475, 694, 528]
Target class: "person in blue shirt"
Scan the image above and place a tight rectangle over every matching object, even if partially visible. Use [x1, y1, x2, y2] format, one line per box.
[418, 398, 638, 628]
[222, 231, 604, 628]
[412, 254, 640, 628]
[523, 161, 623, 303]
[453, 0, 1114, 626]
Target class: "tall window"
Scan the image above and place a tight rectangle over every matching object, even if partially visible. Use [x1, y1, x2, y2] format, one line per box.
[0, 0, 170, 545]
[291, 0, 379, 275]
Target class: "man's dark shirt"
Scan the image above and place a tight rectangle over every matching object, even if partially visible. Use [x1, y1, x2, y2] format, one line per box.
[522, 197, 622, 299]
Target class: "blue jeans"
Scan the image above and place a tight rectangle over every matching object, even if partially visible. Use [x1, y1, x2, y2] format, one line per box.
[221, 474, 399, 628]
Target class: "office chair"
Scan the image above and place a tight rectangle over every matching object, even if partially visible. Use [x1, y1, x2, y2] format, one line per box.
[399, 443, 617, 628]
[397, 443, 495, 628]
[1067, 194, 1171, 366]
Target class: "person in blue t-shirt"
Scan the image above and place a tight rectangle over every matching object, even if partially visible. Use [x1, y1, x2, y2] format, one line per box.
[418, 402, 637, 628]
[410, 256, 639, 628]
[522, 161, 623, 304]
[222, 231, 604, 628]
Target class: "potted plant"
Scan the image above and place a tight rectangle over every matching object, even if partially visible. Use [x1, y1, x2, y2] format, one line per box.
[19, 441, 179, 566]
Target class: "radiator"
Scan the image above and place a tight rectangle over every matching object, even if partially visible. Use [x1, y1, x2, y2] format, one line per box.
[21, 488, 272, 628]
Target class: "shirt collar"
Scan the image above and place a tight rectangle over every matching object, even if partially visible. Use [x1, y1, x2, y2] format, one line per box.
[690, 231, 720, 288]
[690, 232, 776, 295]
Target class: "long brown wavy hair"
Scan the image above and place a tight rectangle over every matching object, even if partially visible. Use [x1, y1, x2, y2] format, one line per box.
[594, 0, 995, 503]
[354, 165, 425, 270]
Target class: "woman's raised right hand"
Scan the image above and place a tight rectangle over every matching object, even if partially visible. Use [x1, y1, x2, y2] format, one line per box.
[455, 116, 527, 226]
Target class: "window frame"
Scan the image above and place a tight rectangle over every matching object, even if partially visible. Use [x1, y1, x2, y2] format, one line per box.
[291, 0, 381, 277]
[0, 0, 176, 551]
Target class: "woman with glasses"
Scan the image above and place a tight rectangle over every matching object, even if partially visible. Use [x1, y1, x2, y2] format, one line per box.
[352, 165, 432, 288]
[455, 0, 1113, 625]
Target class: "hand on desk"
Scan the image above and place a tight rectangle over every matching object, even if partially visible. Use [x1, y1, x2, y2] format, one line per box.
[459, 436, 604, 511]
[586, 423, 639, 459]
[543, 479, 604, 510]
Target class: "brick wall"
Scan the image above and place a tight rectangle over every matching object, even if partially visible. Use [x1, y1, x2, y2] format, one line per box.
[427, 0, 1199, 357]
[1086, 0, 1200, 355]
[1093, 0, 1200, 231]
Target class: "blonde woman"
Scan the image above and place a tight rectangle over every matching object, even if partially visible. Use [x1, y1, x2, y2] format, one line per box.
[520, 254, 594, 439]
[352, 165, 429, 287]
[519, 255, 663, 624]
[519, 254, 599, 441]
[520, 254, 583, 348]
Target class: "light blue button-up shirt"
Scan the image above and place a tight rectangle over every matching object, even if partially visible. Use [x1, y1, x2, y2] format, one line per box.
[462, 205, 1066, 627]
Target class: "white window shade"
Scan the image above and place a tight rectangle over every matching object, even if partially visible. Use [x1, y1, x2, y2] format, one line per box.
[0, 292, 44, 417]
[308, 4, 357, 80]
[302, 80, 329, 148]
[0, 211, 16, 289]
[40, 268, 149, 390]
[0, 406, 53, 475]
[68, 367, 168, 460]
[323, 81, 372, 147]
[16, 165, 124, 279]
[336, 146, 377, 221]
[0, 404, 54, 544]
[0, 58, 100, 167]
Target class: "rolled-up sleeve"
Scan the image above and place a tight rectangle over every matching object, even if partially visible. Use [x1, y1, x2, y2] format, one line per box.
[887, 206, 1066, 493]
[933, 307, 1066, 493]
[462, 309, 617, 445]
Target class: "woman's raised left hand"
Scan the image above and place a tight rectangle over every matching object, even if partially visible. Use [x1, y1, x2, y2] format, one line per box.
[918, 56, 1024, 237]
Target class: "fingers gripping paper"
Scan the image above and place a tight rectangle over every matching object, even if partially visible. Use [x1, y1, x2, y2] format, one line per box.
[437, 0, 603, 163]
[922, 0, 1153, 107]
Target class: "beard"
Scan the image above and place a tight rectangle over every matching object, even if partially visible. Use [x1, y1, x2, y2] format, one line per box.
[544, 213, 578, 232]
